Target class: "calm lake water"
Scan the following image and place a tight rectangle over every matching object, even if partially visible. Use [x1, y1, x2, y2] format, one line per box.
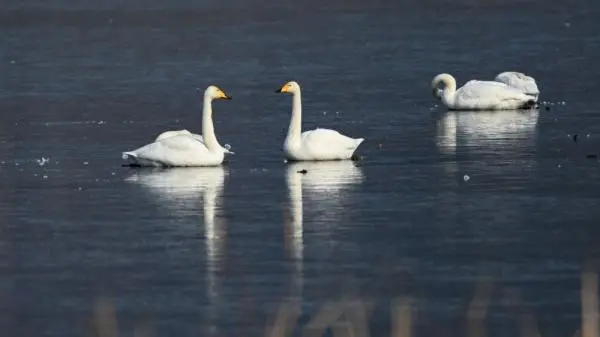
[1, 0, 600, 336]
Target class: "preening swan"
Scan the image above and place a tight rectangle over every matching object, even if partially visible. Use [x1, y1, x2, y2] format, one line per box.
[494, 71, 540, 101]
[154, 130, 234, 154]
[122, 85, 231, 167]
[431, 73, 537, 111]
[276, 81, 364, 161]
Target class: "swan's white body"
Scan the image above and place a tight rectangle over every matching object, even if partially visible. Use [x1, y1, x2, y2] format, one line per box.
[154, 130, 234, 154]
[122, 86, 231, 167]
[276, 81, 364, 161]
[431, 73, 537, 111]
[494, 71, 539, 101]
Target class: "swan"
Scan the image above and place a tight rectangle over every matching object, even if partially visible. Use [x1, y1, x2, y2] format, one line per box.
[122, 85, 231, 167]
[154, 130, 234, 155]
[431, 73, 537, 111]
[276, 81, 364, 161]
[494, 71, 540, 101]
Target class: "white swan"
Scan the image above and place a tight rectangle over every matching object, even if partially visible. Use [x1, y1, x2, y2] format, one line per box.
[431, 73, 537, 111]
[154, 130, 234, 155]
[494, 71, 539, 101]
[122, 85, 231, 167]
[276, 81, 364, 161]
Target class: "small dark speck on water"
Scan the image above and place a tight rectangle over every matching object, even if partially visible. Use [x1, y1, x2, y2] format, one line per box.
[585, 154, 598, 159]
[545, 106, 551, 111]
[573, 134, 579, 143]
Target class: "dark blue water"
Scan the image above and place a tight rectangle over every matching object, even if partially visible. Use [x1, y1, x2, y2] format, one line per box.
[1, 0, 600, 336]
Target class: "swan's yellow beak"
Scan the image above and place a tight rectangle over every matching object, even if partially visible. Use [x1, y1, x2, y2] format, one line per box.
[276, 84, 290, 93]
[216, 88, 232, 100]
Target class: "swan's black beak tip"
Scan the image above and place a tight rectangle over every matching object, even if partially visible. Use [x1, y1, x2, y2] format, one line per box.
[275, 88, 283, 93]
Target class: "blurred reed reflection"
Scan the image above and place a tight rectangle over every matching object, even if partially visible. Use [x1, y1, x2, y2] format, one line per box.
[124, 167, 227, 333]
[90, 259, 600, 337]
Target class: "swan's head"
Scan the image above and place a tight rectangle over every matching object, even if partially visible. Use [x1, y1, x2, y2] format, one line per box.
[276, 81, 300, 94]
[205, 85, 232, 100]
[431, 73, 456, 98]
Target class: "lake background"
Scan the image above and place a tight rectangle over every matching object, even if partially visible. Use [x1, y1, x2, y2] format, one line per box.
[1, 0, 600, 336]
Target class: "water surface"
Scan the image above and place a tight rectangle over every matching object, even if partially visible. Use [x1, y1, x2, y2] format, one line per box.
[1, 0, 600, 336]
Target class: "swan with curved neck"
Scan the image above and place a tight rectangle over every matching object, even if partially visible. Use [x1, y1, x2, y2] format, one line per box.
[275, 81, 364, 161]
[431, 73, 536, 111]
[122, 85, 231, 167]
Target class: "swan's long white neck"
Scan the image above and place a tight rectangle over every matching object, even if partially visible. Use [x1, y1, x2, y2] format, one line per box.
[436, 74, 457, 107]
[285, 89, 303, 145]
[442, 77, 456, 105]
[202, 95, 220, 152]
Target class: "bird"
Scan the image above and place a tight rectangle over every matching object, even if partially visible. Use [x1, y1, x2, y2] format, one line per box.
[275, 81, 364, 161]
[121, 85, 232, 167]
[431, 73, 537, 110]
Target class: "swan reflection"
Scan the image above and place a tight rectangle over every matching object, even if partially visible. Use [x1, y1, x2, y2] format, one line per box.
[124, 167, 227, 314]
[284, 161, 364, 298]
[436, 109, 539, 156]
[285, 161, 364, 222]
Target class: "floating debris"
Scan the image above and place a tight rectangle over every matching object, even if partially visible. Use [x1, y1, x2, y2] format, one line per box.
[36, 157, 50, 166]
[463, 174, 470, 182]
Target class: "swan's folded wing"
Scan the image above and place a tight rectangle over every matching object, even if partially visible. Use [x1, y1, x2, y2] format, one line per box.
[301, 128, 363, 156]
[155, 129, 193, 142]
[519, 79, 539, 95]
[130, 134, 210, 166]
[495, 73, 539, 95]
[459, 81, 530, 103]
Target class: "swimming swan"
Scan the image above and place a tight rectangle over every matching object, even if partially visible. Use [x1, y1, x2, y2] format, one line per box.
[276, 81, 364, 161]
[122, 85, 231, 167]
[494, 71, 540, 101]
[154, 130, 234, 154]
[431, 73, 537, 111]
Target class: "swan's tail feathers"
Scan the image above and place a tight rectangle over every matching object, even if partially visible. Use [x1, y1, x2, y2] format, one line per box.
[349, 138, 365, 161]
[121, 152, 141, 166]
[520, 99, 537, 110]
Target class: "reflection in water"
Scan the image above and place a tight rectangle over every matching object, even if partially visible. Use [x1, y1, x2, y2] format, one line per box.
[436, 109, 539, 155]
[435, 109, 539, 178]
[284, 161, 364, 299]
[124, 167, 226, 334]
